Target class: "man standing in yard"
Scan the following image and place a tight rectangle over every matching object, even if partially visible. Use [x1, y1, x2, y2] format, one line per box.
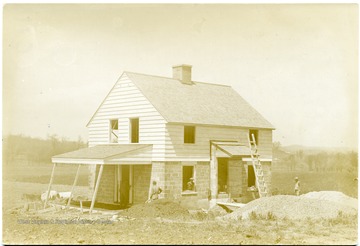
[294, 177, 300, 196]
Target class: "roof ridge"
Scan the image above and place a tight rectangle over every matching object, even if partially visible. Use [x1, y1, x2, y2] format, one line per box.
[124, 71, 178, 81]
[125, 71, 231, 88]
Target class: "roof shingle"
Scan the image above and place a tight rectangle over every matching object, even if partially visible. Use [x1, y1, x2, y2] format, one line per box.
[52, 144, 152, 160]
[126, 72, 274, 129]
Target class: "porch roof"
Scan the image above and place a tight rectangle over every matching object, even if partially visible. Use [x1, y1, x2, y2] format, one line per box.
[213, 142, 253, 157]
[52, 144, 153, 164]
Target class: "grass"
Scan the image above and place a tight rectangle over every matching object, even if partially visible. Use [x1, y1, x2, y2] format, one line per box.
[323, 211, 358, 227]
[248, 211, 277, 221]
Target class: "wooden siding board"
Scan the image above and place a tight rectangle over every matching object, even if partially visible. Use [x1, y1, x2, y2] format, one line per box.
[88, 74, 166, 157]
[164, 124, 272, 160]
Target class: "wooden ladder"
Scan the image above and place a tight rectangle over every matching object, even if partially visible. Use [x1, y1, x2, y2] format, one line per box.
[247, 133, 268, 198]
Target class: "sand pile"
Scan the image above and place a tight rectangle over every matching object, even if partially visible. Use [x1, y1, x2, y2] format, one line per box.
[222, 192, 358, 221]
[122, 199, 192, 220]
[301, 191, 358, 209]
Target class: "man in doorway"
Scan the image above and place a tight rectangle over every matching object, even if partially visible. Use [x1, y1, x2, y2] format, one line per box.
[294, 177, 300, 196]
[187, 177, 196, 191]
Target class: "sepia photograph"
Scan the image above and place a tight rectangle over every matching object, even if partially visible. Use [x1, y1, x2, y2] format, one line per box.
[2, 3, 358, 245]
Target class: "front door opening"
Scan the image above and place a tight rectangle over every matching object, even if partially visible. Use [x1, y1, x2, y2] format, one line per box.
[115, 165, 132, 208]
[217, 158, 228, 194]
[248, 164, 256, 187]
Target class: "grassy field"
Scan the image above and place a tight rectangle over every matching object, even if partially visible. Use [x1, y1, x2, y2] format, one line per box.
[271, 171, 358, 198]
[3, 162, 90, 186]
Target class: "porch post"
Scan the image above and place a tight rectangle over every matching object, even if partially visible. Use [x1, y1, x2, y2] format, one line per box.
[66, 164, 81, 208]
[44, 163, 57, 209]
[90, 164, 104, 214]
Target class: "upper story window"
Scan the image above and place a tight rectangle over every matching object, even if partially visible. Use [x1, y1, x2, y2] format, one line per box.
[130, 118, 139, 143]
[249, 129, 259, 144]
[184, 126, 195, 144]
[110, 119, 119, 143]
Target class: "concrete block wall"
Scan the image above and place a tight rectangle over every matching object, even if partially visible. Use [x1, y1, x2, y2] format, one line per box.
[164, 162, 182, 199]
[88, 161, 268, 205]
[195, 161, 210, 199]
[241, 162, 255, 202]
[96, 165, 115, 204]
[241, 161, 272, 201]
[133, 165, 152, 204]
[262, 161, 272, 194]
[227, 158, 243, 199]
[88, 165, 96, 192]
[150, 162, 166, 199]
[241, 163, 248, 198]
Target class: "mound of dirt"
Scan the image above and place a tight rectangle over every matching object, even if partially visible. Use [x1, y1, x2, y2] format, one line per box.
[301, 191, 358, 209]
[222, 193, 358, 221]
[122, 199, 192, 220]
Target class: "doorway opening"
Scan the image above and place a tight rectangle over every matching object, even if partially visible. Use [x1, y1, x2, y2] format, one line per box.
[217, 158, 228, 194]
[114, 165, 133, 208]
[248, 164, 256, 187]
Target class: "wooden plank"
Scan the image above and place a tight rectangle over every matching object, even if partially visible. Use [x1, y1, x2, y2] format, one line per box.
[66, 164, 81, 208]
[217, 201, 246, 208]
[217, 202, 246, 212]
[129, 165, 133, 204]
[114, 166, 117, 202]
[90, 164, 104, 214]
[44, 163, 56, 209]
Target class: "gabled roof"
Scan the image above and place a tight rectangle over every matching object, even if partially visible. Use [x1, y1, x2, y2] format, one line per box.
[52, 144, 152, 162]
[126, 72, 274, 129]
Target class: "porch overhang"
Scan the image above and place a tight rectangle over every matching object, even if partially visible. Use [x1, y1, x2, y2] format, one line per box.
[212, 141, 252, 158]
[51, 144, 153, 165]
[212, 141, 272, 162]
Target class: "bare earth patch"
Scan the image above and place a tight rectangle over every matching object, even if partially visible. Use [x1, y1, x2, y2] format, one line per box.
[2, 181, 358, 245]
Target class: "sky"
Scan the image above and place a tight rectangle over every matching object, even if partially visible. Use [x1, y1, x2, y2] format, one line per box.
[3, 4, 358, 148]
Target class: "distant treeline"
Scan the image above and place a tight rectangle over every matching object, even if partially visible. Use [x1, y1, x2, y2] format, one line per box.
[273, 142, 358, 173]
[3, 134, 87, 164]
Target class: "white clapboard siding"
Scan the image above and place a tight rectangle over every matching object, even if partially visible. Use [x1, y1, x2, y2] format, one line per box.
[164, 124, 272, 161]
[258, 129, 273, 156]
[87, 73, 167, 154]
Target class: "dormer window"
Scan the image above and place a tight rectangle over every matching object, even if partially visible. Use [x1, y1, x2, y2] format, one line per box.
[184, 126, 195, 144]
[110, 119, 119, 143]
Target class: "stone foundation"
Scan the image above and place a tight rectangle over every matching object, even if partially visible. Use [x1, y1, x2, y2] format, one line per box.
[132, 165, 152, 203]
[96, 165, 115, 204]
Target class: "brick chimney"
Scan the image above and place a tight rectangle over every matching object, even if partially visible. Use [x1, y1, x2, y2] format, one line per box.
[172, 64, 193, 85]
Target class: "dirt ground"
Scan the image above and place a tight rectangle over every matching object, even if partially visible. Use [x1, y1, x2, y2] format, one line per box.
[2, 180, 358, 245]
